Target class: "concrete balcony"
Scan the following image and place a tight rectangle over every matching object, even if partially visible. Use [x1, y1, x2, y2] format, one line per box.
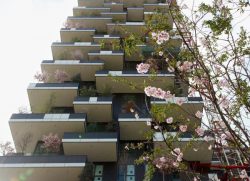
[107, 22, 146, 38]
[101, 12, 127, 22]
[0, 155, 86, 181]
[127, 8, 144, 21]
[125, 44, 153, 61]
[41, 60, 104, 82]
[63, 132, 118, 162]
[78, 0, 104, 7]
[73, 7, 110, 16]
[151, 97, 204, 130]
[67, 16, 112, 33]
[95, 70, 175, 93]
[122, 0, 159, 7]
[9, 113, 86, 153]
[88, 50, 124, 70]
[60, 28, 95, 42]
[104, 2, 124, 12]
[144, 3, 169, 12]
[28, 83, 79, 113]
[118, 113, 151, 140]
[144, 12, 173, 28]
[74, 97, 113, 122]
[51, 42, 101, 60]
[93, 34, 121, 49]
[154, 132, 214, 163]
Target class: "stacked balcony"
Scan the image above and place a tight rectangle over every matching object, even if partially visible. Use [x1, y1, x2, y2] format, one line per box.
[2, 0, 215, 180]
[0, 155, 86, 181]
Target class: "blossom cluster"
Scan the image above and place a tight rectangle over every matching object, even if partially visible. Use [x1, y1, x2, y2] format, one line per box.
[42, 133, 61, 153]
[177, 61, 193, 72]
[34, 71, 50, 83]
[136, 63, 150, 74]
[54, 69, 69, 83]
[151, 31, 170, 45]
[34, 70, 69, 83]
[144, 86, 174, 100]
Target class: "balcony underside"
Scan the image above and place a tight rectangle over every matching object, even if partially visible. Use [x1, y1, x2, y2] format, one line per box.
[154, 133, 214, 163]
[0, 155, 86, 181]
[73, 97, 113, 122]
[60, 28, 95, 42]
[27, 83, 79, 113]
[9, 113, 86, 153]
[96, 71, 175, 93]
[63, 132, 117, 162]
[118, 114, 151, 140]
[41, 60, 104, 82]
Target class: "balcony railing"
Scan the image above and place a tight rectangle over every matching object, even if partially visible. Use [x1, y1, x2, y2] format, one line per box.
[60, 28, 96, 42]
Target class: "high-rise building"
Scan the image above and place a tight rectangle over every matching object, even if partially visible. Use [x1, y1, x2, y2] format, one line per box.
[0, 0, 216, 180]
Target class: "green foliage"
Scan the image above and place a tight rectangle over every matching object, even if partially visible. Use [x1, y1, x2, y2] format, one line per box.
[79, 86, 97, 97]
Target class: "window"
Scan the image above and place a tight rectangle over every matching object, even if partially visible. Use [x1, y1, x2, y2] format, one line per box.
[119, 165, 135, 181]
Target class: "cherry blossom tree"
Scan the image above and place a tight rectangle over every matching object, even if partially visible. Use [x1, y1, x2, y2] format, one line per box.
[41, 133, 61, 153]
[0, 141, 15, 156]
[54, 69, 69, 83]
[121, 0, 250, 180]
[34, 71, 50, 83]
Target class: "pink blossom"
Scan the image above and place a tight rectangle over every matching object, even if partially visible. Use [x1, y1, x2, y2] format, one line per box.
[143, 156, 150, 161]
[240, 169, 249, 179]
[168, 66, 175, 72]
[154, 125, 159, 130]
[218, 79, 229, 87]
[144, 86, 174, 100]
[42, 133, 61, 153]
[135, 113, 139, 119]
[195, 110, 203, 118]
[146, 121, 151, 126]
[72, 50, 83, 60]
[218, 96, 230, 109]
[195, 126, 205, 137]
[136, 63, 150, 74]
[179, 125, 188, 132]
[158, 51, 164, 56]
[208, 145, 212, 150]
[172, 162, 179, 167]
[171, 148, 181, 156]
[177, 61, 193, 72]
[176, 153, 183, 162]
[220, 134, 227, 141]
[193, 148, 198, 152]
[166, 117, 173, 124]
[176, 98, 185, 106]
[204, 136, 213, 142]
[54, 69, 69, 83]
[144, 86, 157, 97]
[153, 156, 177, 171]
[34, 71, 50, 83]
[188, 87, 196, 97]
[152, 31, 170, 45]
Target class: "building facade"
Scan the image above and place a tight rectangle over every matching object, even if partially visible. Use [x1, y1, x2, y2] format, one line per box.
[0, 0, 218, 180]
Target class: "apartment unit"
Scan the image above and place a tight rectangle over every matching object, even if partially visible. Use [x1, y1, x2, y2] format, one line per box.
[0, 0, 217, 180]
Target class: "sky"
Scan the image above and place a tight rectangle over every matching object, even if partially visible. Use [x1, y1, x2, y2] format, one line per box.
[0, 0, 77, 142]
[0, 0, 249, 144]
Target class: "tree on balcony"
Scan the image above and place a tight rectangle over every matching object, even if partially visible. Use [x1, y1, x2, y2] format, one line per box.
[41, 133, 61, 153]
[0, 141, 15, 156]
